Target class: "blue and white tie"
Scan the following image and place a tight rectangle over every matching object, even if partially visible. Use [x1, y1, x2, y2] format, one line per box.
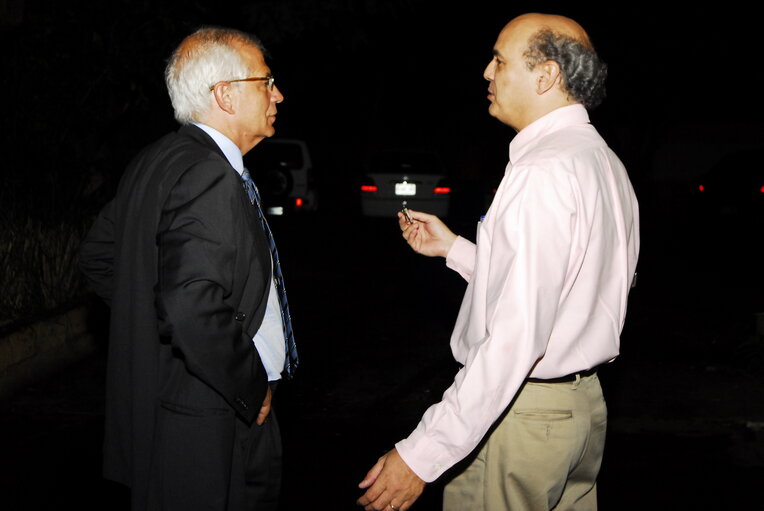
[240, 168, 299, 378]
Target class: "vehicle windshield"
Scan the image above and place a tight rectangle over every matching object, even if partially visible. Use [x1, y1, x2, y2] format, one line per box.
[253, 142, 304, 169]
[371, 151, 443, 175]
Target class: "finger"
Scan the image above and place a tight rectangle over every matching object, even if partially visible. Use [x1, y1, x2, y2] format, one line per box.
[407, 226, 421, 248]
[406, 208, 429, 223]
[364, 499, 388, 511]
[359, 488, 391, 511]
[396, 211, 409, 229]
[399, 213, 417, 233]
[356, 484, 384, 507]
[256, 401, 271, 425]
[401, 223, 417, 241]
[256, 386, 273, 425]
[358, 458, 385, 489]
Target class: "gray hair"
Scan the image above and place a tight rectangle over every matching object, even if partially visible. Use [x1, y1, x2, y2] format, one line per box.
[165, 27, 265, 124]
[523, 29, 607, 110]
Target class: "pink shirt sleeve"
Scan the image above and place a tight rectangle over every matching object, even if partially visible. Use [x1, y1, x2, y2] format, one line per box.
[396, 164, 577, 482]
[445, 236, 476, 281]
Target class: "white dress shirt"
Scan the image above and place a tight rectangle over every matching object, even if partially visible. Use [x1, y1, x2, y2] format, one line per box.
[395, 104, 640, 482]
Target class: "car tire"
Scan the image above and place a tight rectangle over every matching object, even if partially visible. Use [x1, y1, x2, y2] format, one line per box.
[256, 167, 294, 201]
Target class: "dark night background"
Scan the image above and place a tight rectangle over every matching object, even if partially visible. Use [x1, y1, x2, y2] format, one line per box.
[1, 1, 763, 510]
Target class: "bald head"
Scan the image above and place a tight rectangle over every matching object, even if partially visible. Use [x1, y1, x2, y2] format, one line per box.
[483, 13, 607, 130]
[508, 13, 592, 48]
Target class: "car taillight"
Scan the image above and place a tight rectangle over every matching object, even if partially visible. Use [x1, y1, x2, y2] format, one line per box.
[361, 185, 378, 192]
[295, 197, 303, 207]
[434, 178, 451, 195]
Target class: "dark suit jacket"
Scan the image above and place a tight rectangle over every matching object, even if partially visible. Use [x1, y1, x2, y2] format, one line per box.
[79, 124, 273, 509]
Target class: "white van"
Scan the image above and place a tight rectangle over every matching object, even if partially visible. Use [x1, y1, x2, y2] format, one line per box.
[244, 138, 318, 215]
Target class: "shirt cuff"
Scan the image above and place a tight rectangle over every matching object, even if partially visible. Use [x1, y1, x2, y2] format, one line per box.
[395, 435, 449, 483]
[445, 236, 476, 281]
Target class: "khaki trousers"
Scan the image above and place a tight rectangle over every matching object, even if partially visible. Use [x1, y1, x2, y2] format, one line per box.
[443, 374, 606, 511]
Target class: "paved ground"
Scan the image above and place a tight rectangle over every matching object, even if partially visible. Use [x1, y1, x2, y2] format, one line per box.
[2, 212, 763, 510]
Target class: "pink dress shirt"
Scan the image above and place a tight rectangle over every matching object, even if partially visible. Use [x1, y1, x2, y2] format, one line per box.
[395, 104, 640, 482]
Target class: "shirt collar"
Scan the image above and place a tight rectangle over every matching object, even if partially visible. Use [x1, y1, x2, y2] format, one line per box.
[508, 104, 590, 164]
[192, 123, 245, 174]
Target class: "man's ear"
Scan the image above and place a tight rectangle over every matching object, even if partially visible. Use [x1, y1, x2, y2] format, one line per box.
[535, 60, 562, 95]
[211, 82, 236, 115]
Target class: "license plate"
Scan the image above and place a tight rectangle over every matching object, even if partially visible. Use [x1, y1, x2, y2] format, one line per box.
[395, 181, 416, 196]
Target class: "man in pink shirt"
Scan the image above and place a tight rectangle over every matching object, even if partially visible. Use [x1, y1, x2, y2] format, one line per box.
[358, 12, 639, 511]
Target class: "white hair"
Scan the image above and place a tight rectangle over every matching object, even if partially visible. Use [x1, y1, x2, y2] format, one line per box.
[165, 27, 264, 124]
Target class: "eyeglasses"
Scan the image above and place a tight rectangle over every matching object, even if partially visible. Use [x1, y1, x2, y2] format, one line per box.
[209, 75, 275, 91]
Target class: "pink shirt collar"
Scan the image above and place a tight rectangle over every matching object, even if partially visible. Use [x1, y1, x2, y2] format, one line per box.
[509, 104, 590, 164]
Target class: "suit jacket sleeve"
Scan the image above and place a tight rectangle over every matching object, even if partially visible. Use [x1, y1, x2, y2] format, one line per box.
[79, 199, 117, 307]
[155, 159, 267, 424]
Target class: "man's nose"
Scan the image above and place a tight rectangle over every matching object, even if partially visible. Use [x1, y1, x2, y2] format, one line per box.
[272, 85, 284, 103]
[483, 60, 495, 81]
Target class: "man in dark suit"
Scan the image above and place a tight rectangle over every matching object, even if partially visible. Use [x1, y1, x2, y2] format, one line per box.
[79, 27, 297, 511]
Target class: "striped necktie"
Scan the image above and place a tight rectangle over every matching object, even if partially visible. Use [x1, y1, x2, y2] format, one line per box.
[240, 168, 299, 378]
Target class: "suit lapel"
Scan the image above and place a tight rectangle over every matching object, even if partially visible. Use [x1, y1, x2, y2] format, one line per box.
[177, 124, 259, 224]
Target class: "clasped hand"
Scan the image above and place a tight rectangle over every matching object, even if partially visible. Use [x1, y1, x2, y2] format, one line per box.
[357, 448, 425, 511]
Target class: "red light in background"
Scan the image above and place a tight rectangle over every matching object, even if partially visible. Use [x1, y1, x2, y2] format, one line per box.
[361, 185, 378, 192]
[698, 184, 705, 192]
[295, 197, 303, 207]
[433, 187, 451, 194]
[760, 185, 764, 193]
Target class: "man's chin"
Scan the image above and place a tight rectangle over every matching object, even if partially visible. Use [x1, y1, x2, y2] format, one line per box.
[487, 105, 514, 127]
[242, 135, 269, 155]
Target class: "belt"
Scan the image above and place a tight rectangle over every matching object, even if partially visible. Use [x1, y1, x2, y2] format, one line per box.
[526, 367, 597, 384]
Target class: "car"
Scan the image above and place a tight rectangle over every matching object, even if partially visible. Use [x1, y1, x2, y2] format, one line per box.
[691, 150, 763, 224]
[360, 150, 452, 218]
[243, 137, 318, 216]
[687, 149, 763, 311]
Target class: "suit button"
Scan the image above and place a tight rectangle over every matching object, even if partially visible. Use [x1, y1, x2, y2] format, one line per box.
[235, 312, 246, 321]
